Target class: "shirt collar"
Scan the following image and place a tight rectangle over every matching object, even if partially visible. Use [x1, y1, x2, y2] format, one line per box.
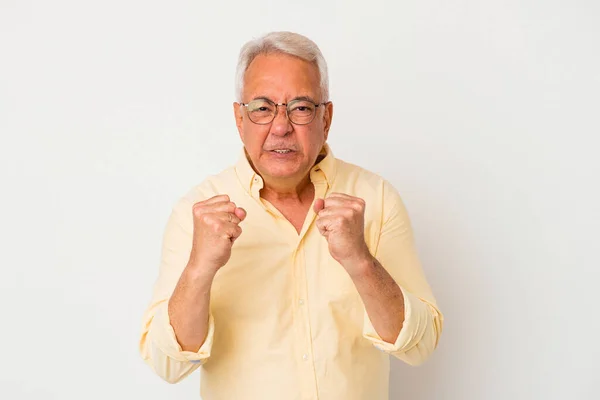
[235, 143, 337, 194]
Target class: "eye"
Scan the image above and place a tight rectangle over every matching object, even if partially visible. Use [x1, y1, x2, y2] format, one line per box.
[247, 100, 274, 113]
[289, 101, 315, 113]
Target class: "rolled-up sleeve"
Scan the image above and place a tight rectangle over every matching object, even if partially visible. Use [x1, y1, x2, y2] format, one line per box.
[362, 180, 444, 366]
[139, 192, 215, 383]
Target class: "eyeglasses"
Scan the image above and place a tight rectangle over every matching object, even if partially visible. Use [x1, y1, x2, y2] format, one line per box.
[239, 98, 329, 125]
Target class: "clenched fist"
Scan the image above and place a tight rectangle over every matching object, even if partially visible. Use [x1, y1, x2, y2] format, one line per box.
[314, 193, 372, 274]
[188, 194, 246, 272]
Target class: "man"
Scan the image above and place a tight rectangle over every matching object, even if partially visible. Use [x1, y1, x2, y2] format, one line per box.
[139, 31, 443, 400]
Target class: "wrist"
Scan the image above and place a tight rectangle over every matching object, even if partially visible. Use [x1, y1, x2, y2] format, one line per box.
[341, 252, 375, 279]
[184, 260, 219, 283]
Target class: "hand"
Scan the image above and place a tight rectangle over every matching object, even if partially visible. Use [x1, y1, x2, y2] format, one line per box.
[189, 194, 246, 272]
[314, 193, 372, 274]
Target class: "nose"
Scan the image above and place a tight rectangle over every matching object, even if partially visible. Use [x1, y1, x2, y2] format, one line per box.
[269, 104, 292, 136]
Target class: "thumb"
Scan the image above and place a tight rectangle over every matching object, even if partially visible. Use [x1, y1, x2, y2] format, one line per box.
[234, 207, 247, 221]
[313, 198, 325, 214]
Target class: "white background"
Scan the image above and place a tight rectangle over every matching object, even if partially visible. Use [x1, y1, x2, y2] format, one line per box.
[1, 1, 599, 399]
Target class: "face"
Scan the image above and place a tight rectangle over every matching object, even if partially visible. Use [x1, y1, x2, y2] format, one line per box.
[234, 53, 333, 184]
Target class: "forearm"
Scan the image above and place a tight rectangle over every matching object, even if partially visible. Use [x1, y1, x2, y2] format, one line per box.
[348, 256, 405, 344]
[168, 263, 216, 352]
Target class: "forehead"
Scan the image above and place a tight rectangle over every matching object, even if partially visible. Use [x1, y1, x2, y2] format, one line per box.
[243, 53, 321, 101]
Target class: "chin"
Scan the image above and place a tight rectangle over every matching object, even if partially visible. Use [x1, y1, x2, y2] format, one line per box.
[262, 164, 302, 179]
[266, 168, 299, 179]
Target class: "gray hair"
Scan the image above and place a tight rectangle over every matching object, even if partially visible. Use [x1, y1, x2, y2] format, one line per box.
[234, 31, 329, 102]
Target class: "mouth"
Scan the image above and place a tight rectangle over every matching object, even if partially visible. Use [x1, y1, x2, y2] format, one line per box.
[269, 149, 294, 154]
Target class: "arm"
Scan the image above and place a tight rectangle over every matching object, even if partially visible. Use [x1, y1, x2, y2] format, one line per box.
[314, 184, 443, 366]
[168, 265, 216, 352]
[345, 256, 405, 344]
[139, 194, 245, 383]
[138, 197, 215, 384]
[357, 180, 443, 366]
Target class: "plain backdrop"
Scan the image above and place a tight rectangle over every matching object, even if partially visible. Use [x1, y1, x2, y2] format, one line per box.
[1, 1, 599, 399]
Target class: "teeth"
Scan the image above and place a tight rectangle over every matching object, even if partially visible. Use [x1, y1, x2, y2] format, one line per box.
[273, 150, 291, 153]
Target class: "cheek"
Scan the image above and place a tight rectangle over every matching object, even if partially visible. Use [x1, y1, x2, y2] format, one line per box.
[242, 123, 269, 147]
[298, 126, 325, 149]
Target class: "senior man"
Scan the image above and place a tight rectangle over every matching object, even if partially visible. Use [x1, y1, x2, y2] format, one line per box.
[139, 31, 443, 400]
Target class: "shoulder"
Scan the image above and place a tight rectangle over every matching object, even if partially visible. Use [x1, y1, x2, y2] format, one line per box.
[174, 165, 240, 209]
[332, 157, 408, 227]
[333, 157, 401, 199]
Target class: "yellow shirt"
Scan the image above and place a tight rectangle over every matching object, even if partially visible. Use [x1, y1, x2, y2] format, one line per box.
[139, 144, 443, 400]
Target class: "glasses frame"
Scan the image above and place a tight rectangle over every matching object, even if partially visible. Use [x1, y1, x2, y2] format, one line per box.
[239, 98, 330, 125]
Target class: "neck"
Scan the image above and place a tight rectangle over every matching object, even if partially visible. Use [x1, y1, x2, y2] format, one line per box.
[260, 173, 314, 203]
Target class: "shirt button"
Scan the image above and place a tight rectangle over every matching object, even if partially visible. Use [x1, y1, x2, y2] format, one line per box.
[299, 299, 305, 305]
[302, 354, 308, 361]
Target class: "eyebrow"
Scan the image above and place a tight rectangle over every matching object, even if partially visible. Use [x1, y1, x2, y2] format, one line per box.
[251, 95, 318, 104]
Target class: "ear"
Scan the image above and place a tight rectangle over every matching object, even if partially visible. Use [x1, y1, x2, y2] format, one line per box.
[233, 102, 244, 140]
[322, 102, 333, 141]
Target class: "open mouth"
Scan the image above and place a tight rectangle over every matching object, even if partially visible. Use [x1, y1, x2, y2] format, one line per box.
[271, 149, 294, 154]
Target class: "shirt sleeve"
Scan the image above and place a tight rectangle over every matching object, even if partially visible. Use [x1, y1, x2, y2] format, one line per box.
[362, 180, 444, 366]
[138, 192, 215, 383]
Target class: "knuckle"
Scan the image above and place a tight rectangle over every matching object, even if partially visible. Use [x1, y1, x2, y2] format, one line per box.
[192, 205, 204, 217]
[213, 220, 225, 231]
[199, 213, 212, 224]
[213, 194, 229, 202]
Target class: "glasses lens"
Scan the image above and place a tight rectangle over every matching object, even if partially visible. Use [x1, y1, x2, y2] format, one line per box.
[247, 99, 275, 124]
[288, 100, 316, 124]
